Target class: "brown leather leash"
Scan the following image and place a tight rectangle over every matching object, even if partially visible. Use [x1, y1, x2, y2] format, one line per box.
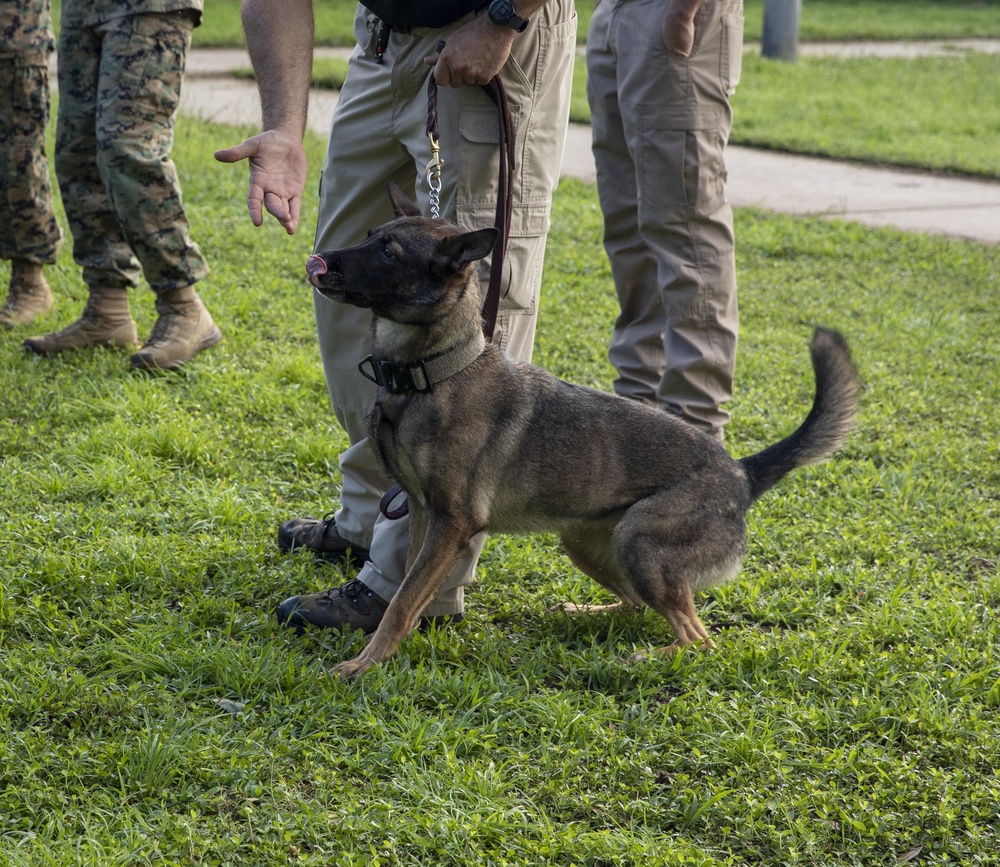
[425, 60, 514, 343]
[378, 62, 515, 522]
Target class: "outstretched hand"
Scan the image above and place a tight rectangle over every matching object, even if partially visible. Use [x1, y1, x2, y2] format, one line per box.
[214, 130, 309, 235]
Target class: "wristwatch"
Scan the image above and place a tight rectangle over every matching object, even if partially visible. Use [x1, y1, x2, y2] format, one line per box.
[487, 0, 529, 32]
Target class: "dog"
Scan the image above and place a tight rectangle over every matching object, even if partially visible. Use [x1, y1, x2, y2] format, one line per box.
[306, 183, 860, 681]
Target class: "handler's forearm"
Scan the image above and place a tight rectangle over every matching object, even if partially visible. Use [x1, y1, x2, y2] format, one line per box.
[242, 0, 314, 140]
[510, 0, 552, 22]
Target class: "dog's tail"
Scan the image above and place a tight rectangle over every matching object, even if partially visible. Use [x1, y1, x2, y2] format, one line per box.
[740, 327, 859, 503]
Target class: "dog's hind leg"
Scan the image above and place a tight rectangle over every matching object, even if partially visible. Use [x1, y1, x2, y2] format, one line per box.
[630, 581, 715, 659]
[555, 527, 642, 615]
[614, 499, 745, 659]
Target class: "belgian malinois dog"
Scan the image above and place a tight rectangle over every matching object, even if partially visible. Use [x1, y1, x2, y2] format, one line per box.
[307, 184, 860, 681]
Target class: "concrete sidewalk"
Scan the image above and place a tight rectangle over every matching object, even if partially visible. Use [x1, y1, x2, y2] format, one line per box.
[184, 44, 1000, 245]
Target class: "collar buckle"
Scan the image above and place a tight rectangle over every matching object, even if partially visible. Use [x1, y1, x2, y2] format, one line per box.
[358, 356, 433, 394]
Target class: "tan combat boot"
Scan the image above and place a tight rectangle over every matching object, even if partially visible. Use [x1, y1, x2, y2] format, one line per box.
[23, 285, 138, 355]
[130, 286, 222, 371]
[1, 260, 55, 328]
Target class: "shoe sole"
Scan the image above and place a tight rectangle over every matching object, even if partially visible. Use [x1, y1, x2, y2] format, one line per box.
[23, 335, 139, 356]
[130, 325, 222, 371]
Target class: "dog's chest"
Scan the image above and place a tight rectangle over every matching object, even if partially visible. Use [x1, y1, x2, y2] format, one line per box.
[367, 395, 428, 488]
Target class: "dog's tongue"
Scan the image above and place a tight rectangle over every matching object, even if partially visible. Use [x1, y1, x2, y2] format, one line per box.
[306, 255, 328, 283]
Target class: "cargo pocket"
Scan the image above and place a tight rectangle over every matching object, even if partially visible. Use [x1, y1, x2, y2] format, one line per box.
[455, 103, 549, 314]
[721, 10, 744, 95]
[638, 106, 727, 223]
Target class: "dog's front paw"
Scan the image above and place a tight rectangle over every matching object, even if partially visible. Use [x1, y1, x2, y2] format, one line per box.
[332, 655, 376, 681]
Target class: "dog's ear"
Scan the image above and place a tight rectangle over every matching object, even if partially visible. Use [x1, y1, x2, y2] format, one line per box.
[387, 182, 422, 217]
[431, 228, 499, 275]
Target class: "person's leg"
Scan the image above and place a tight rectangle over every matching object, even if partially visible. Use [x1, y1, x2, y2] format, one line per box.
[587, 0, 664, 406]
[0, 38, 63, 326]
[595, 0, 742, 439]
[649, 0, 741, 436]
[278, 11, 448, 628]
[309, 8, 428, 558]
[438, 0, 578, 363]
[92, 11, 218, 369]
[24, 20, 139, 354]
[54, 22, 142, 295]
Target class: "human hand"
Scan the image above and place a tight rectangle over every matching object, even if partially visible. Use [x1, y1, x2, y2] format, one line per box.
[662, 0, 703, 57]
[423, 16, 516, 87]
[214, 130, 308, 235]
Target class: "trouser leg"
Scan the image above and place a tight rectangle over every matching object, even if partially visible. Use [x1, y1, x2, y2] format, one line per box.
[56, 13, 208, 294]
[0, 53, 62, 265]
[588, 0, 664, 405]
[56, 22, 142, 291]
[589, 0, 742, 437]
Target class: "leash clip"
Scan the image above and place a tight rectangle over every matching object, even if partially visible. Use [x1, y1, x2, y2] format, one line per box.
[425, 49, 446, 220]
[425, 134, 443, 220]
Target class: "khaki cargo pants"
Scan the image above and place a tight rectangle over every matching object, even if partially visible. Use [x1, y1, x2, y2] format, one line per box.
[587, 0, 743, 438]
[313, 2, 576, 615]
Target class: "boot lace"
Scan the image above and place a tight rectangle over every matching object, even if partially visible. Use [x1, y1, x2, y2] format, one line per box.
[331, 579, 372, 603]
[145, 302, 183, 345]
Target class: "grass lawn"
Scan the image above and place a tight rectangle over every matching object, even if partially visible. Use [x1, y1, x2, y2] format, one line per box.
[1, 113, 998, 864]
[730, 52, 1000, 178]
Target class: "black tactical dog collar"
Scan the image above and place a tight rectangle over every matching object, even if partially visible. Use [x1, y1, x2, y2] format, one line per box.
[358, 332, 486, 394]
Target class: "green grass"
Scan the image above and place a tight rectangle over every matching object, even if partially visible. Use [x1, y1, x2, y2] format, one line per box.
[758, 0, 1000, 41]
[730, 52, 1000, 177]
[1, 114, 998, 864]
[305, 56, 350, 90]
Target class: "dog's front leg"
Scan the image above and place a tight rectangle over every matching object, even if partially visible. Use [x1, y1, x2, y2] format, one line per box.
[333, 512, 476, 681]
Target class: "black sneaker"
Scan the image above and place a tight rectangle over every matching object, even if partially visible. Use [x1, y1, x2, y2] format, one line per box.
[276, 578, 464, 633]
[277, 513, 371, 564]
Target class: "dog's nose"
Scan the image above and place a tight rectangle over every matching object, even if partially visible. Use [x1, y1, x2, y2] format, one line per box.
[306, 255, 328, 283]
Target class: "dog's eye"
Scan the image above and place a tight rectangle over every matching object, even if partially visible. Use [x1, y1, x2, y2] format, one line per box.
[379, 246, 395, 262]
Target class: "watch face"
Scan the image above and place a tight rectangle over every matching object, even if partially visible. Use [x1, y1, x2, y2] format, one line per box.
[490, 0, 514, 22]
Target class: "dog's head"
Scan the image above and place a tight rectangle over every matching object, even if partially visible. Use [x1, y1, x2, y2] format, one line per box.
[307, 183, 498, 327]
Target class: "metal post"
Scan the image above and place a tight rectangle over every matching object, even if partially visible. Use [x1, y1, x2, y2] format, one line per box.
[761, 0, 802, 61]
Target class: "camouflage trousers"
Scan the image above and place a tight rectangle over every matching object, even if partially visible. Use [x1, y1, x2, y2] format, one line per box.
[0, 52, 63, 265]
[56, 11, 208, 293]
